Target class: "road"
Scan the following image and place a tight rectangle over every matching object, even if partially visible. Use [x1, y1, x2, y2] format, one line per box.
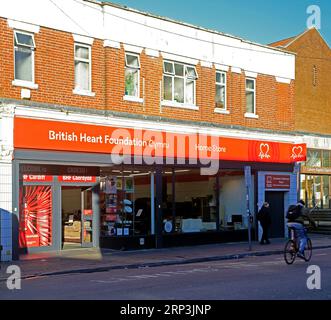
[0, 248, 330, 300]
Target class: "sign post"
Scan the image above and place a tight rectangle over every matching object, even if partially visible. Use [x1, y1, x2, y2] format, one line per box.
[244, 166, 252, 251]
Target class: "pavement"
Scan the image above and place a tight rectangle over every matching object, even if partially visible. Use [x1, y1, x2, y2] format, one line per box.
[1, 234, 331, 282]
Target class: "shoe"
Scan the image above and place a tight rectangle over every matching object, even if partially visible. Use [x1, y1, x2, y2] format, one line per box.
[297, 252, 305, 259]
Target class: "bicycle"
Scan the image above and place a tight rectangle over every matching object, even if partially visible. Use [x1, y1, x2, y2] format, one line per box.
[284, 226, 312, 265]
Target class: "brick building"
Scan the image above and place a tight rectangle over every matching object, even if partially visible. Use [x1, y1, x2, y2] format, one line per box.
[270, 28, 331, 210]
[0, 0, 306, 261]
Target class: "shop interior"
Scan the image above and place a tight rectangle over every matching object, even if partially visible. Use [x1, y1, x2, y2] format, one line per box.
[61, 186, 93, 249]
[99, 166, 250, 238]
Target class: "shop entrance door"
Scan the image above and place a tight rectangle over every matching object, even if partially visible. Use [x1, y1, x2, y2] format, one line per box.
[265, 192, 285, 238]
[61, 186, 94, 249]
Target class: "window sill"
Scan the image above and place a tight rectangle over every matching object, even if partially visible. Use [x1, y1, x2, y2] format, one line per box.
[244, 113, 259, 119]
[12, 80, 38, 90]
[123, 95, 144, 104]
[214, 108, 230, 115]
[161, 100, 199, 111]
[73, 89, 96, 97]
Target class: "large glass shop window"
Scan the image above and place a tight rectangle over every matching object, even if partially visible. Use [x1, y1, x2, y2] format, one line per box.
[19, 186, 53, 248]
[100, 167, 152, 237]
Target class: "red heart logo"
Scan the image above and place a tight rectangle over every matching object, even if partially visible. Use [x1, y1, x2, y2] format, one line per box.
[292, 146, 303, 156]
[260, 143, 270, 155]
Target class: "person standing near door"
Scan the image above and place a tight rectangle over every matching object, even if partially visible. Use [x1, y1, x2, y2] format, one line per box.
[257, 202, 271, 245]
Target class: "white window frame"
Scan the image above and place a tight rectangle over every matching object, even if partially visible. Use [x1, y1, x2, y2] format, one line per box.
[124, 52, 141, 98]
[162, 60, 198, 108]
[215, 71, 229, 114]
[245, 78, 257, 118]
[13, 30, 36, 86]
[73, 43, 92, 94]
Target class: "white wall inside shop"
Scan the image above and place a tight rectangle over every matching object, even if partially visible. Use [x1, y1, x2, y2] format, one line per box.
[167, 178, 216, 202]
[219, 175, 254, 228]
[132, 175, 253, 227]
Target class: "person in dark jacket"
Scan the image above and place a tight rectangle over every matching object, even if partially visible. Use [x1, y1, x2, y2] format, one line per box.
[257, 202, 271, 245]
[287, 200, 316, 258]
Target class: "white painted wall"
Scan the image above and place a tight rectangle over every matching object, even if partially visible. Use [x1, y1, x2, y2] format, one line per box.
[0, 107, 14, 261]
[0, 165, 13, 262]
[0, 0, 295, 80]
[0, 106, 14, 261]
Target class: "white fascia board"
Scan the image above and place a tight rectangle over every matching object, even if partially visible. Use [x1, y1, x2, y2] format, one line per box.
[231, 67, 242, 74]
[214, 64, 229, 72]
[14, 105, 300, 144]
[161, 52, 199, 66]
[276, 77, 292, 84]
[145, 48, 159, 57]
[7, 19, 40, 33]
[104, 40, 121, 49]
[245, 71, 258, 78]
[123, 44, 144, 54]
[201, 61, 213, 68]
[73, 34, 94, 45]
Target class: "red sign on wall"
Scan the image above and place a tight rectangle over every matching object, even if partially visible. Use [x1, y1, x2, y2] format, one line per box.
[14, 117, 306, 164]
[265, 175, 291, 189]
[23, 175, 54, 182]
[58, 176, 97, 183]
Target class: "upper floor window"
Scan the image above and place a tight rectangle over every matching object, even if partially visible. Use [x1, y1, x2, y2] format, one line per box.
[14, 31, 35, 83]
[125, 53, 140, 97]
[245, 78, 256, 114]
[74, 44, 91, 92]
[163, 61, 198, 105]
[215, 71, 226, 110]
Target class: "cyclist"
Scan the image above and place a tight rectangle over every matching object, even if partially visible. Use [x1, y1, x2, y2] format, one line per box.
[286, 200, 316, 259]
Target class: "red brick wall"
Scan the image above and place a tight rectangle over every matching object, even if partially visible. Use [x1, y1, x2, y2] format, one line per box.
[0, 18, 295, 132]
[286, 28, 331, 135]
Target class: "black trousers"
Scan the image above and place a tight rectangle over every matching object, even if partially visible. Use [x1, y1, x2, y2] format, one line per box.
[261, 224, 270, 243]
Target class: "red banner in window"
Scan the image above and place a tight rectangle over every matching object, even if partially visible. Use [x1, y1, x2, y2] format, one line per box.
[58, 176, 97, 183]
[19, 185, 52, 248]
[23, 174, 54, 182]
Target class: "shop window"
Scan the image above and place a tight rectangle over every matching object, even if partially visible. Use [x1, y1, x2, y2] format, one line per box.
[245, 78, 256, 115]
[322, 150, 331, 168]
[301, 174, 331, 209]
[125, 53, 140, 97]
[322, 176, 330, 209]
[74, 43, 91, 92]
[215, 71, 227, 110]
[161, 169, 218, 234]
[100, 167, 152, 237]
[14, 30, 35, 83]
[306, 149, 322, 167]
[19, 185, 52, 248]
[163, 61, 198, 105]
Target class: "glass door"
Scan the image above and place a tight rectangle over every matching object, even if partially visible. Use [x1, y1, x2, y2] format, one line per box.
[81, 187, 93, 247]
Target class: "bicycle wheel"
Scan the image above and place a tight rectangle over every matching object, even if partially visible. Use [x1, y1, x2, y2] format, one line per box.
[304, 238, 313, 262]
[284, 240, 297, 265]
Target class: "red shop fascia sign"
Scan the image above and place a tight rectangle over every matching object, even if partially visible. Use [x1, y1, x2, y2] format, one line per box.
[14, 117, 307, 164]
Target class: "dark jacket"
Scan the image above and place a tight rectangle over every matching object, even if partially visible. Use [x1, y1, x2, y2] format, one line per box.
[292, 203, 315, 226]
[257, 206, 271, 226]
